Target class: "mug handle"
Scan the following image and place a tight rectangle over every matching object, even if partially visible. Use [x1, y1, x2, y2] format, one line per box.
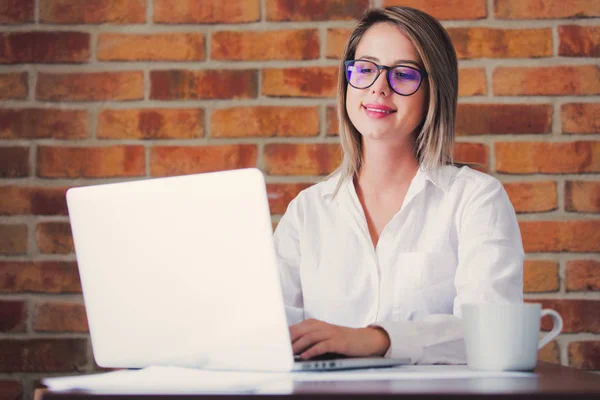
[538, 309, 563, 350]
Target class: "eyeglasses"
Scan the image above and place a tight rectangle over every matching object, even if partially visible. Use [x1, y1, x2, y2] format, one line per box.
[344, 60, 427, 96]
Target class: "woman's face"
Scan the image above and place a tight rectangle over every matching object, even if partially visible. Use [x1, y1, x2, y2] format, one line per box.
[346, 22, 428, 145]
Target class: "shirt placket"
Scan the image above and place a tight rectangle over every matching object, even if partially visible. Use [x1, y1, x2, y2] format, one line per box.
[370, 175, 429, 322]
[342, 182, 381, 323]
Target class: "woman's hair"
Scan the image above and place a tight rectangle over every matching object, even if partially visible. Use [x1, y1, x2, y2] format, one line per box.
[333, 6, 458, 194]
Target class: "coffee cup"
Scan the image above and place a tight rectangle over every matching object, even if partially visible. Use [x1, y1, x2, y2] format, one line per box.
[462, 303, 563, 371]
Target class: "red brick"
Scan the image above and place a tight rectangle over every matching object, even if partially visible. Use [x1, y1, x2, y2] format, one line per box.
[0, 32, 90, 64]
[569, 341, 600, 370]
[536, 299, 600, 333]
[523, 260, 559, 293]
[263, 67, 338, 98]
[153, 0, 259, 23]
[97, 33, 205, 61]
[495, 0, 600, 19]
[33, 302, 88, 332]
[327, 106, 338, 136]
[495, 141, 600, 174]
[267, 183, 312, 214]
[211, 107, 319, 138]
[0, 261, 81, 293]
[448, 28, 551, 59]
[267, 0, 369, 21]
[37, 71, 144, 101]
[212, 30, 319, 61]
[0, 186, 68, 215]
[538, 340, 560, 364]
[264, 143, 341, 176]
[0, 0, 33, 24]
[458, 68, 487, 97]
[36, 222, 74, 254]
[0, 339, 87, 372]
[98, 109, 204, 139]
[503, 181, 557, 213]
[565, 181, 600, 213]
[0, 300, 26, 332]
[0, 109, 88, 139]
[566, 260, 600, 291]
[150, 145, 257, 177]
[38, 146, 145, 178]
[326, 28, 350, 59]
[0, 147, 29, 178]
[40, 0, 146, 24]
[150, 70, 257, 100]
[519, 220, 600, 252]
[0, 224, 27, 255]
[493, 66, 600, 96]
[561, 103, 600, 134]
[0, 379, 21, 400]
[559, 25, 600, 57]
[456, 104, 551, 135]
[453, 142, 489, 172]
[0, 72, 27, 100]
[383, 0, 486, 20]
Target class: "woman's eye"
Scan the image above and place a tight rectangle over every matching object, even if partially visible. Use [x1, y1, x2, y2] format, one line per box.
[358, 68, 373, 73]
[395, 72, 417, 80]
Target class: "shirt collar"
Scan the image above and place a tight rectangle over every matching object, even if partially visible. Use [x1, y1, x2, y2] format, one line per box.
[420, 165, 453, 194]
[321, 165, 453, 199]
[320, 173, 347, 199]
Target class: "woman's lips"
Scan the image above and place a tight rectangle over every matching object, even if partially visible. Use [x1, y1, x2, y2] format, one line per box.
[362, 103, 397, 118]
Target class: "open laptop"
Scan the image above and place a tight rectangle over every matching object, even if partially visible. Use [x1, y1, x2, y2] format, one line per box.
[66, 168, 410, 372]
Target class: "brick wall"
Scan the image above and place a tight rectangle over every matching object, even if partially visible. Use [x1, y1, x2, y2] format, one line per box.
[0, 0, 599, 397]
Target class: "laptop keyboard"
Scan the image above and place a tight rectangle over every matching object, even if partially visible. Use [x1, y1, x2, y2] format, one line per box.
[294, 352, 348, 361]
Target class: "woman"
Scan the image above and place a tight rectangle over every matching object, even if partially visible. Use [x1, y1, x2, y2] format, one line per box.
[273, 6, 524, 364]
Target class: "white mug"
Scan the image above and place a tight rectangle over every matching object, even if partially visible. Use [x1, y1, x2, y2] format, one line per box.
[462, 303, 563, 371]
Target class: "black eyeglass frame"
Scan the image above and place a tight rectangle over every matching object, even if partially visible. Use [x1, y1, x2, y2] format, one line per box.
[344, 59, 428, 97]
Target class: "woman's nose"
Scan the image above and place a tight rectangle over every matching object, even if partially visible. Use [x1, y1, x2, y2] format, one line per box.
[371, 70, 390, 95]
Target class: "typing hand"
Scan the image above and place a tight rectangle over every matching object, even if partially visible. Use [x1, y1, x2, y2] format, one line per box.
[289, 318, 390, 360]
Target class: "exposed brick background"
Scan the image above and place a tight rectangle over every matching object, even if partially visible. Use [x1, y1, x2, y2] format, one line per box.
[0, 72, 27, 100]
[97, 33, 205, 62]
[0, 0, 598, 397]
[0, 379, 22, 400]
[0, 300, 26, 332]
[0, 339, 87, 372]
[0, 224, 27, 255]
[33, 302, 88, 332]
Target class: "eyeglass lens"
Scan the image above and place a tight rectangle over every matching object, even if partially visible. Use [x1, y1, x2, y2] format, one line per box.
[346, 60, 423, 95]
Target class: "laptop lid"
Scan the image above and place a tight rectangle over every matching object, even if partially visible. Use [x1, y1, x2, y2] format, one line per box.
[67, 168, 295, 372]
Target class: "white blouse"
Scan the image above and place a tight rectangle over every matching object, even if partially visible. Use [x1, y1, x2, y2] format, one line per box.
[273, 165, 524, 364]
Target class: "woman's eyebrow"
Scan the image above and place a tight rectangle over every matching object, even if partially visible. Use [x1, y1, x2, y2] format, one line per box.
[356, 55, 421, 67]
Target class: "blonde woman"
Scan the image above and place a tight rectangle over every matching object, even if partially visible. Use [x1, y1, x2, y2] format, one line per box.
[273, 6, 524, 364]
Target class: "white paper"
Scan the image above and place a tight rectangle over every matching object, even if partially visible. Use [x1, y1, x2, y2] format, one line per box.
[43, 365, 536, 394]
[42, 367, 290, 394]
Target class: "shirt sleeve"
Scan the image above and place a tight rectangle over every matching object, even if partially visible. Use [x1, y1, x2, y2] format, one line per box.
[373, 178, 524, 364]
[273, 197, 305, 326]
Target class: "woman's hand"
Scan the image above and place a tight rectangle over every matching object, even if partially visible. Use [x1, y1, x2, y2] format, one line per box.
[290, 318, 391, 359]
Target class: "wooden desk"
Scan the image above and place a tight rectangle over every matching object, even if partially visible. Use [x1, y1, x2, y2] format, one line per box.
[40, 362, 600, 399]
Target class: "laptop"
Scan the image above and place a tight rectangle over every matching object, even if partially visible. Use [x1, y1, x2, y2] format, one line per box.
[66, 168, 410, 372]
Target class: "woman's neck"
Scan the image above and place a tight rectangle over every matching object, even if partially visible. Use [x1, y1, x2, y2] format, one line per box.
[356, 138, 419, 194]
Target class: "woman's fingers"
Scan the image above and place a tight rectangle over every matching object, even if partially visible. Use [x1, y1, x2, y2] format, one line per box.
[300, 339, 336, 359]
[289, 318, 322, 343]
[291, 329, 329, 355]
[290, 319, 361, 359]
[290, 321, 390, 359]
